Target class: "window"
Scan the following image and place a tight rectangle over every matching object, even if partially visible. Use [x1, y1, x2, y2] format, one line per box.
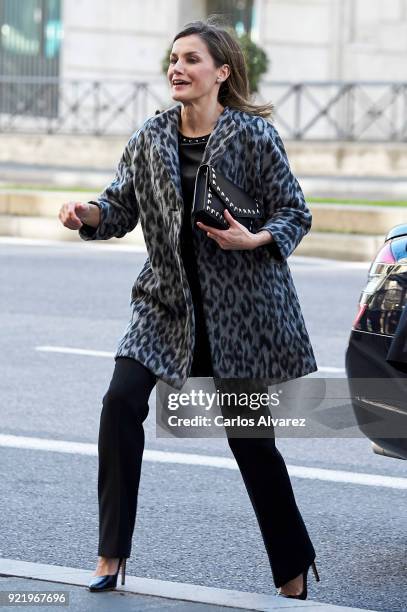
[0, 0, 62, 116]
[0, 0, 62, 74]
[206, 0, 254, 37]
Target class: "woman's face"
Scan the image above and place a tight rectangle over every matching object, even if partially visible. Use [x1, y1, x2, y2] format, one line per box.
[167, 34, 228, 104]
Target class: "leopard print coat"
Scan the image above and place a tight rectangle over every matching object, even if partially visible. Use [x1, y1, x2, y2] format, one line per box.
[79, 103, 318, 389]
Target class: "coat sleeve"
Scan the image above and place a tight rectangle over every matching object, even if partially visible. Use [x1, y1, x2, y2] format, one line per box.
[255, 123, 312, 261]
[78, 130, 142, 241]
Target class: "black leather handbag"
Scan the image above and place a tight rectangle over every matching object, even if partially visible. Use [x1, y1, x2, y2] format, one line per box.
[192, 163, 263, 231]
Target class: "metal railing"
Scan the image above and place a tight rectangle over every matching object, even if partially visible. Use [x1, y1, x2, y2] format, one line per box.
[260, 81, 407, 142]
[0, 76, 167, 136]
[1, 76, 407, 141]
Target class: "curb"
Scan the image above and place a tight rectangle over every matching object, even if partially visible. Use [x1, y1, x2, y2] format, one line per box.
[0, 213, 383, 261]
[0, 215, 383, 261]
[297, 231, 384, 261]
[0, 214, 146, 247]
[0, 559, 374, 611]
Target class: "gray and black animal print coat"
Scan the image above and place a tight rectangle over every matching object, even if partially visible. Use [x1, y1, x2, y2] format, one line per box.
[79, 103, 318, 389]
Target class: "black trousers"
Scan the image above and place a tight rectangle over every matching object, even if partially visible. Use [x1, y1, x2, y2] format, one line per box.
[97, 338, 316, 587]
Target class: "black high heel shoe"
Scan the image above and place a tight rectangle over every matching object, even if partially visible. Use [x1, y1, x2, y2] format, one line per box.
[278, 560, 320, 601]
[88, 557, 126, 592]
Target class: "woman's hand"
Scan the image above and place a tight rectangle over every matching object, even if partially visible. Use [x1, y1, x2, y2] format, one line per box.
[196, 209, 269, 250]
[58, 201, 100, 230]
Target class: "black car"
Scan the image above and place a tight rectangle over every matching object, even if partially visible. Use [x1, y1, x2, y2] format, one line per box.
[345, 223, 407, 460]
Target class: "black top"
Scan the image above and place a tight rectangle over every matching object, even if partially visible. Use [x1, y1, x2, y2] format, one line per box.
[178, 130, 211, 284]
[178, 130, 213, 375]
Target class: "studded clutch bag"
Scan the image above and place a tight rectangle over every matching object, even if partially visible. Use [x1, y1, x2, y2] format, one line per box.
[191, 163, 263, 231]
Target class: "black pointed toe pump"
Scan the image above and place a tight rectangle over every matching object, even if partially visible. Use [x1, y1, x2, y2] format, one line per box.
[88, 557, 126, 592]
[278, 560, 320, 601]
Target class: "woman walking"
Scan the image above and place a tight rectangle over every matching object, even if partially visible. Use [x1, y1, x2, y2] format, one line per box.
[59, 19, 319, 600]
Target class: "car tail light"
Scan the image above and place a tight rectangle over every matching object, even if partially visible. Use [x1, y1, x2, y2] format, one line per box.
[352, 242, 397, 330]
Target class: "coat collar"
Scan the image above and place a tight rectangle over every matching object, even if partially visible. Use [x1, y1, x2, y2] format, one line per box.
[148, 103, 238, 204]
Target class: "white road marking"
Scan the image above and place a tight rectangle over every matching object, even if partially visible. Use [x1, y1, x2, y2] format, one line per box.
[35, 345, 346, 373]
[36, 345, 113, 358]
[0, 433, 406, 490]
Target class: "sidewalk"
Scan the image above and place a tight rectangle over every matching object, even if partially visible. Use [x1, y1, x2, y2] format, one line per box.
[0, 559, 375, 612]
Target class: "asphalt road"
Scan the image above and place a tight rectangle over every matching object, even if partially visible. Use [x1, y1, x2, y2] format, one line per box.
[0, 239, 406, 612]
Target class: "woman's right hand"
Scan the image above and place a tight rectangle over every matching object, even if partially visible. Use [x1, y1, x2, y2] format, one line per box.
[58, 201, 92, 230]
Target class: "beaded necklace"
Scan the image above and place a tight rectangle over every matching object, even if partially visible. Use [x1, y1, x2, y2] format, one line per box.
[178, 131, 211, 144]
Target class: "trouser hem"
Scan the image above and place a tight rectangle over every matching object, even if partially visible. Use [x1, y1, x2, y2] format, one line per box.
[272, 552, 316, 589]
[97, 548, 131, 559]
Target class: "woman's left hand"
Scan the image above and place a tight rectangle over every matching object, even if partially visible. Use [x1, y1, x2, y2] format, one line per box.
[196, 209, 258, 250]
